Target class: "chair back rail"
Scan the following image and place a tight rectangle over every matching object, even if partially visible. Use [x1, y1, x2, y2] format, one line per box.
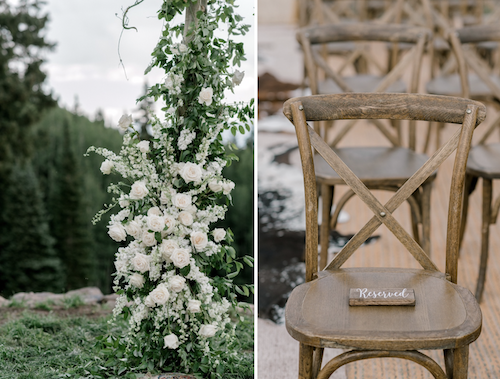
[300, 23, 431, 45]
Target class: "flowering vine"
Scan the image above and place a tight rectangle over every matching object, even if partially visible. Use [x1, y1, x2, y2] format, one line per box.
[87, 0, 253, 376]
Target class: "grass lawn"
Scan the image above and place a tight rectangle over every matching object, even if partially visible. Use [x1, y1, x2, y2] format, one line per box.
[0, 306, 254, 379]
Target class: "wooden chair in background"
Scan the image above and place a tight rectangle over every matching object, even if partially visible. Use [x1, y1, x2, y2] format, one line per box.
[283, 92, 485, 379]
[296, 23, 433, 268]
[297, 0, 402, 28]
[423, 4, 500, 151]
[296, 0, 407, 88]
[463, 134, 500, 302]
[425, 23, 500, 301]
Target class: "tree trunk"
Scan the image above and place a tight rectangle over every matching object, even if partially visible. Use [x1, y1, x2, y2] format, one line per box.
[183, 0, 208, 43]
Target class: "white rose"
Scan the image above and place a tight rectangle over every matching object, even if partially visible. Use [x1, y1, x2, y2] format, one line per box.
[148, 207, 162, 216]
[132, 253, 150, 273]
[222, 181, 235, 195]
[159, 239, 178, 260]
[142, 230, 157, 246]
[144, 295, 156, 308]
[180, 163, 202, 184]
[232, 70, 245, 86]
[198, 87, 213, 106]
[147, 215, 165, 232]
[199, 324, 217, 338]
[100, 160, 113, 175]
[169, 275, 186, 292]
[129, 273, 145, 288]
[173, 193, 192, 209]
[191, 231, 208, 251]
[187, 299, 201, 313]
[150, 283, 170, 305]
[171, 248, 191, 268]
[119, 198, 130, 208]
[164, 75, 174, 90]
[164, 333, 179, 349]
[208, 181, 223, 192]
[124, 220, 142, 238]
[116, 209, 130, 221]
[185, 204, 197, 215]
[130, 181, 149, 200]
[118, 114, 133, 131]
[160, 191, 169, 205]
[178, 43, 187, 53]
[164, 215, 176, 234]
[212, 228, 226, 242]
[114, 259, 127, 273]
[137, 140, 150, 153]
[178, 211, 193, 226]
[108, 223, 127, 242]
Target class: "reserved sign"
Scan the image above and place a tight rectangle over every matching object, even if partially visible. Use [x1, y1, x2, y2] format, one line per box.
[349, 288, 416, 306]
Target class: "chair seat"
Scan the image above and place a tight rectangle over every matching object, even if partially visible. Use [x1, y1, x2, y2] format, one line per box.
[318, 74, 406, 94]
[426, 74, 500, 99]
[467, 143, 500, 179]
[314, 146, 433, 186]
[285, 267, 482, 351]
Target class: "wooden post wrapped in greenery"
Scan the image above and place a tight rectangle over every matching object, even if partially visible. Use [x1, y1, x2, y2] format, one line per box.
[87, 0, 253, 377]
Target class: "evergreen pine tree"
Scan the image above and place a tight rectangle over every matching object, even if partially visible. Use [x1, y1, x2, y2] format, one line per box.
[32, 107, 124, 294]
[218, 135, 254, 298]
[94, 108, 106, 126]
[0, 0, 55, 181]
[50, 118, 94, 290]
[0, 0, 57, 295]
[135, 81, 154, 140]
[0, 163, 63, 296]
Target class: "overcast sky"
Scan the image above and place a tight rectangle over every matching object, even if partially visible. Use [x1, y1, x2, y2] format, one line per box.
[38, 0, 255, 128]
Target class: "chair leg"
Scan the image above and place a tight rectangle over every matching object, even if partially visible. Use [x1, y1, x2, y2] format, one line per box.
[476, 178, 493, 302]
[444, 346, 469, 379]
[299, 343, 315, 379]
[452, 346, 469, 379]
[320, 184, 333, 270]
[459, 174, 474, 250]
[312, 348, 324, 379]
[443, 349, 453, 379]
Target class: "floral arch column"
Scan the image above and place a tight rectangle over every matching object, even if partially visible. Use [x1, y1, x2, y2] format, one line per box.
[88, 0, 254, 376]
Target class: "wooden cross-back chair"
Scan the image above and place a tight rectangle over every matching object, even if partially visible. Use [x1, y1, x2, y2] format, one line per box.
[436, 24, 500, 302]
[298, 0, 403, 28]
[283, 92, 485, 379]
[297, 22, 430, 100]
[297, 0, 408, 91]
[421, 5, 498, 154]
[297, 23, 433, 268]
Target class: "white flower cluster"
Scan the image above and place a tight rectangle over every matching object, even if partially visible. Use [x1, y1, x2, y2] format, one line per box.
[178, 129, 196, 151]
[164, 72, 184, 95]
[91, 108, 237, 351]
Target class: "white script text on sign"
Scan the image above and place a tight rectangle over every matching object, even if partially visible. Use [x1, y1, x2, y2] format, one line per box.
[349, 288, 416, 306]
